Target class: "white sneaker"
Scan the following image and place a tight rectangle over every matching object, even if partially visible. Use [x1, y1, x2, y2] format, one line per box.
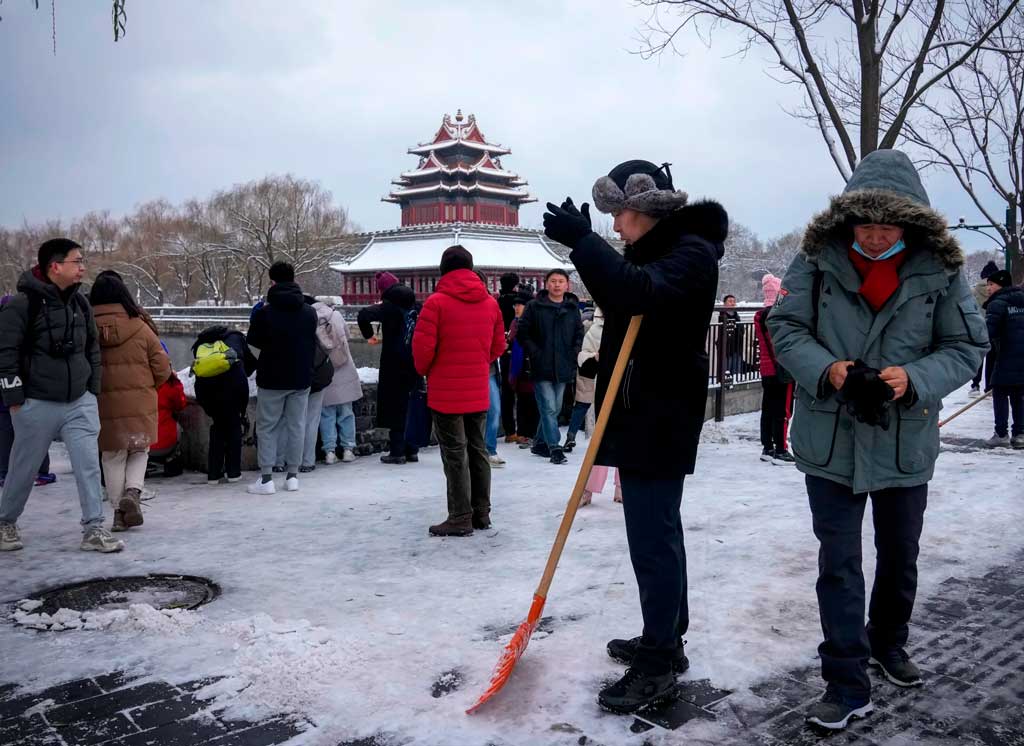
[0, 522, 23, 552]
[226, 475, 242, 483]
[207, 478, 222, 486]
[80, 526, 124, 553]
[968, 386, 981, 398]
[285, 476, 299, 492]
[325, 451, 338, 465]
[341, 449, 356, 463]
[247, 478, 276, 495]
[487, 454, 506, 468]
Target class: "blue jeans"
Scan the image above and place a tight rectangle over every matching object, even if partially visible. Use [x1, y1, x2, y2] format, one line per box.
[319, 402, 356, 451]
[566, 401, 590, 440]
[533, 380, 566, 449]
[485, 373, 501, 456]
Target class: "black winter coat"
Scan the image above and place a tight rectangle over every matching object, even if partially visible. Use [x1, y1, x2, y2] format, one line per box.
[246, 282, 318, 391]
[497, 291, 518, 332]
[517, 291, 584, 383]
[192, 326, 255, 416]
[357, 283, 418, 429]
[985, 285, 1024, 387]
[0, 268, 100, 406]
[570, 201, 728, 477]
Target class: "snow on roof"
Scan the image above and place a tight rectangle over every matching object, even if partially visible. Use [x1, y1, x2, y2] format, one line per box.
[408, 139, 510, 156]
[330, 227, 570, 272]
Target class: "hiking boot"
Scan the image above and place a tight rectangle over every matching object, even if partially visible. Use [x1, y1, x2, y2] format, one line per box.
[119, 488, 143, 528]
[597, 667, 677, 714]
[487, 454, 506, 468]
[285, 476, 299, 491]
[472, 513, 491, 530]
[772, 450, 796, 465]
[985, 432, 1011, 448]
[428, 515, 473, 537]
[550, 448, 567, 465]
[341, 449, 356, 463]
[325, 451, 338, 465]
[563, 436, 576, 452]
[0, 522, 23, 551]
[607, 636, 689, 674]
[806, 687, 873, 730]
[80, 526, 124, 553]
[380, 454, 407, 464]
[299, 465, 315, 473]
[760, 447, 773, 462]
[247, 478, 276, 495]
[531, 442, 551, 458]
[111, 510, 127, 532]
[869, 647, 923, 687]
[1012, 434, 1024, 449]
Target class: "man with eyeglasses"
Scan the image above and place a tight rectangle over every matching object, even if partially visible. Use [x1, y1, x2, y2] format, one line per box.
[0, 238, 122, 553]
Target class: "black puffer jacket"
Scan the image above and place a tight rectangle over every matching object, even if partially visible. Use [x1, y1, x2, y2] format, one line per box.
[357, 283, 418, 429]
[570, 201, 727, 477]
[0, 268, 100, 406]
[192, 326, 256, 415]
[497, 290, 518, 332]
[246, 281, 318, 390]
[516, 291, 584, 383]
[985, 285, 1024, 387]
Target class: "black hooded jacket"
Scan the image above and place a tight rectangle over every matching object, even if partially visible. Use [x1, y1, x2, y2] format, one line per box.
[517, 290, 585, 384]
[246, 281, 318, 390]
[192, 325, 256, 414]
[985, 285, 1024, 387]
[356, 283, 419, 429]
[570, 200, 728, 477]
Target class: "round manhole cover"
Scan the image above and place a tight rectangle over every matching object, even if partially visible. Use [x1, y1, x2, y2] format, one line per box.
[27, 574, 219, 615]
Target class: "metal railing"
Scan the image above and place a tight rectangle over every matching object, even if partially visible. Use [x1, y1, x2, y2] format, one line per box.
[707, 315, 761, 421]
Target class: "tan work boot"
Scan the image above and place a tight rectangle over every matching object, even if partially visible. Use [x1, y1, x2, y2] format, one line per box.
[119, 488, 144, 529]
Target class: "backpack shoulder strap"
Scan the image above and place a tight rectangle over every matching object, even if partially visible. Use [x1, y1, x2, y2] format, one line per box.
[20, 293, 43, 359]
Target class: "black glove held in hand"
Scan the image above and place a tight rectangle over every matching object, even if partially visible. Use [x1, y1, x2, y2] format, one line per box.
[837, 359, 895, 430]
[543, 197, 592, 249]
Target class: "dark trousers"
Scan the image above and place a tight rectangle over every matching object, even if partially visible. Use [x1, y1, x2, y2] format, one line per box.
[972, 350, 996, 389]
[619, 469, 688, 675]
[0, 409, 51, 479]
[992, 384, 1024, 437]
[807, 475, 927, 699]
[516, 390, 539, 439]
[760, 379, 792, 452]
[499, 354, 517, 436]
[433, 411, 490, 520]
[388, 428, 419, 458]
[208, 406, 243, 481]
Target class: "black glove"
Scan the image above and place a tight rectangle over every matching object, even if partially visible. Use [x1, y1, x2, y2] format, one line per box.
[543, 197, 592, 248]
[837, 360, 895, 430]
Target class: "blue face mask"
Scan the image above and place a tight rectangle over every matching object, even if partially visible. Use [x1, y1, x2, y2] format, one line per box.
[852, 238, 906, 261]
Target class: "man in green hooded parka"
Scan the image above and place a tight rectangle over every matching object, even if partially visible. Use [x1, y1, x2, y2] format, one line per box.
[768, 150, 988, 730]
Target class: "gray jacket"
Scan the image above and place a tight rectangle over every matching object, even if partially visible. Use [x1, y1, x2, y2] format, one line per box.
[0, 269, 101, 407]
[768, 150, 988, 493]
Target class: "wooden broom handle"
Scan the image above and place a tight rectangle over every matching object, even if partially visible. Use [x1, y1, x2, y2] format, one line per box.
[535, 315, 643, 599]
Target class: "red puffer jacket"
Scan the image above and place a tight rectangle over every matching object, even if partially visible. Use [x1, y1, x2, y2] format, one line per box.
[412, 269, 506, 414]
[154, 374, 187, 451]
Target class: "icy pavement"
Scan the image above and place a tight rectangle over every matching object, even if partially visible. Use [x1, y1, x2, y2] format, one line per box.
[0, 384, 1021, 745]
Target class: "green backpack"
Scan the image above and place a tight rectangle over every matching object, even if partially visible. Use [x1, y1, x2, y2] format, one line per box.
[191, 340, 238, 378]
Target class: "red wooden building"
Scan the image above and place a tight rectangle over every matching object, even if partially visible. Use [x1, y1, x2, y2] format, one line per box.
[334, 111, 572, 305]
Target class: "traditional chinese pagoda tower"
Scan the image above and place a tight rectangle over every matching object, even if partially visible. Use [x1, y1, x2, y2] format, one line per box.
[384, 110, 535, 227]
[333, 111, 571, 305]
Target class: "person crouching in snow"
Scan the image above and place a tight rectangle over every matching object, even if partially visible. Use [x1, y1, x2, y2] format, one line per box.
[768, 150, 988, 731]
[412, 246, 505, 537]
[543, 159, 727, 713]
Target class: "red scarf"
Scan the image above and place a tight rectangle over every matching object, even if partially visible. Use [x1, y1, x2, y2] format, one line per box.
[848, 247, 908, 312]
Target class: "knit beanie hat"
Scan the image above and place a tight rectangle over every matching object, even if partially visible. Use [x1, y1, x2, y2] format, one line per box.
[440, 244, 473, 275]
[592, 160, 689, 217]
[980, 260, 1000, 280]
[500, 272, 520, 292]
[375, 271, 399, 293]
[762, 274, 782, 306]
[988, 269, 1012, 288]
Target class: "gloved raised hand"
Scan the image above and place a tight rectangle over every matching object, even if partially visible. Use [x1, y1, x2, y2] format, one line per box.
[543, 197, 592, 249]
[837, 359, 895, 430]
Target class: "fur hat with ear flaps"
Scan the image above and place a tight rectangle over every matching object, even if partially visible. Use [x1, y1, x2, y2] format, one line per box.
[801, 149, 964, 270]
[592, 160, 689, 217]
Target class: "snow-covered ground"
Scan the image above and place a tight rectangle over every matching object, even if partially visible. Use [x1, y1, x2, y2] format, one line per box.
[0, 385, 1020, 745]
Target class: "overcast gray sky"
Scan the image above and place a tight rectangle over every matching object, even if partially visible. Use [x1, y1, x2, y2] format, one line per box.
[0, 0, 1000, 250]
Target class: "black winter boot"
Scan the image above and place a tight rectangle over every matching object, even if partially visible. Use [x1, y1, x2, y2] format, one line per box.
[550, 447, 567, 465]
[598, 667, 677, 714]
[607, 636, 689, 674]
[428, 515, 473, 537]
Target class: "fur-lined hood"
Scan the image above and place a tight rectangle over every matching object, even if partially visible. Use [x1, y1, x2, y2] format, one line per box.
[801, 150, 963, 271]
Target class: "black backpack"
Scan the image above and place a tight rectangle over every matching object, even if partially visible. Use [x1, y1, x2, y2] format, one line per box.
[310, 340, 335, 394]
